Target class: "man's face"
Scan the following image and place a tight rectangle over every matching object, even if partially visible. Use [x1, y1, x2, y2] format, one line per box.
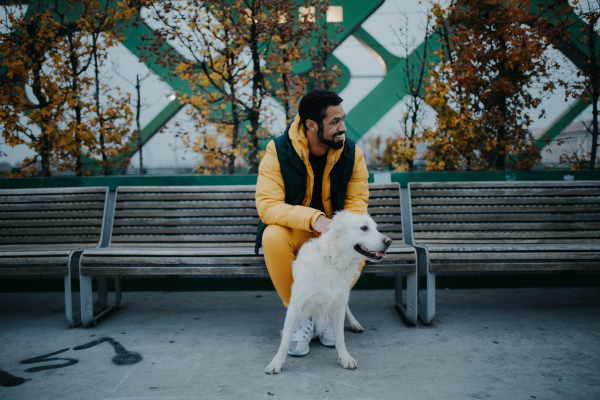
[316, 104, 346, 150]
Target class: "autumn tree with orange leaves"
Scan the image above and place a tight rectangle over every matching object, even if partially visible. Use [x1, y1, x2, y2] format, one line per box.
[423, 0, 570, 171]
[141, 0, 342, 174]
[0, 0, 135, 177]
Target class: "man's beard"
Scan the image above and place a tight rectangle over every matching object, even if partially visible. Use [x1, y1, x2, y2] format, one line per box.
[317, 123, 344, 150]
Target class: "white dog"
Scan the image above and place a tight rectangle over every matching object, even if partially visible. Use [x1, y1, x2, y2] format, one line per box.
[265, 210, 391, 374]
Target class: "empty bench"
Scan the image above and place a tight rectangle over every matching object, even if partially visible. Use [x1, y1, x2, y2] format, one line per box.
[0, 187, 113, 325]
[404, 180, 600, 323]
[79, 183, 418, 326]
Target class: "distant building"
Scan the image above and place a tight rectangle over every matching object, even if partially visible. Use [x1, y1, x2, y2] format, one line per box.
[538, 120, 599, 169]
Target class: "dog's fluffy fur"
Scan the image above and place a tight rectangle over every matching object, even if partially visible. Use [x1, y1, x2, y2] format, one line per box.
[265, 210, 391, 374]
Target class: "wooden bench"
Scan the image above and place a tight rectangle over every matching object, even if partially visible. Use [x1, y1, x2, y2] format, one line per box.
[403, 180, 600, 324]
[79, 183, 418, 326]
[0, 187, 113, 325]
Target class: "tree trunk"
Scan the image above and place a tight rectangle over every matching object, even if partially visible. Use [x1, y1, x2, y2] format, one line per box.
[32, 69, 52, 177]
[589, 20, 599, 169]
[248, 3, 263, 174]
[69, 38, 83, 177]
[93, 49, 109, 176]
[496, 126, 506, 171]
[136, 74, 143, 175]
[591, 100, 598, 170]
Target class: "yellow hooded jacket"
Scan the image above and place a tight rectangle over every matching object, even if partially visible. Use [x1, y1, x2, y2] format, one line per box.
[255, 114, 369, 233]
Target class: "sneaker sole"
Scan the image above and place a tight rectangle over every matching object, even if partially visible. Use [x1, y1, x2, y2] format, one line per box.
[288, 347, 310, 357]
[319, 338, 335, 347]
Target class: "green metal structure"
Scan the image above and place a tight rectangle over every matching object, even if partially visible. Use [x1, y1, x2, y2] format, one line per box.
[2, 0, 599, 166]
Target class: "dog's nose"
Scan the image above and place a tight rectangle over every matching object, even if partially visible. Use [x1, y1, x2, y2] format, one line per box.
[383, 237, 392, 246]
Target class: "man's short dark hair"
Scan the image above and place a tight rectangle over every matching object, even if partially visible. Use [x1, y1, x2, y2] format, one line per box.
[298, 89, 343, 130]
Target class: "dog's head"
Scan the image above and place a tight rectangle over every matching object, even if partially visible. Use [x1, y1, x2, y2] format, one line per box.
[322, 210, 392, 263]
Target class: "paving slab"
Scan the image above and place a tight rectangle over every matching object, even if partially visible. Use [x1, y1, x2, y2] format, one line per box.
[1, 288, 599, 400]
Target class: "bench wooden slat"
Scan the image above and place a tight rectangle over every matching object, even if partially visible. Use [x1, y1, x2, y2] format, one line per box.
[81, 245, 415, 257]
[366, 189, 400, 198]
[110, 235, 258, 243]
[107, 242, 256, 248]
[115, 200, 256, 209]
[0, 194, 106, 203]
[413, 238, 599, 244]
[111, 215, 400, 227]
[412, 197, 600, 206]
[116, 191, 399, 201]
[0, 203, 105, 212]
[411, 205, 600, 214]
[0, 267, 68, 275]
[0, 237, 100, 244]
[114, 209, 259, 218]
[410, 181, 600, 189]
[412, 222, 600, 231]
[414, 231, 599, 240]
[109, 231, 404, 243]
[413, 214, 600, 223]
[422, 243, 600, 252]
[430, 261, 600, 272]
[112, 227, 258, 235]
[0, 257, 71, 265]
[429, 252, 600, 261]
[0, 211, 105, 219]
[113, 218, 260, 227]
[411, 189, 600, 197]
[118, 193, 256, 201]
[81, 252, 413, 265]
[117, 185, 257, 193]
[1, 228, 102, 236]
[0, 187, 107, 195]
[368, 207, 401, 215]
[1, 220, 104, 228]
[81, 263, 415, 275]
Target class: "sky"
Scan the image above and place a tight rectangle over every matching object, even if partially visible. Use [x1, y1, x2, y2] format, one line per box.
[0, 0, 591, 171]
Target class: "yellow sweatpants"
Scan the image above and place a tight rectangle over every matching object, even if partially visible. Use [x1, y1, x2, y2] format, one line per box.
[262, 224, 364, 307]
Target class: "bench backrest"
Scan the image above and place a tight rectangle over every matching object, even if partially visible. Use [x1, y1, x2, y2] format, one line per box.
[108, 183, 403, 247]
[0, 187, 110, 250]
[408, 181, 600, 244]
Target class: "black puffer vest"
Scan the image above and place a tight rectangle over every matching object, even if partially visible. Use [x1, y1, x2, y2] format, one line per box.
[254, 122, 356, 254]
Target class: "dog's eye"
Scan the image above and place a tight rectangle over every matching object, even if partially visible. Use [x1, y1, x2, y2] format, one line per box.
[360, 226, 368, 231]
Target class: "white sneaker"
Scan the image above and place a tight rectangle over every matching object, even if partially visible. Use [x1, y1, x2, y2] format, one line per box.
[288, 317, 315, 356]
[319, 324, 335, 347]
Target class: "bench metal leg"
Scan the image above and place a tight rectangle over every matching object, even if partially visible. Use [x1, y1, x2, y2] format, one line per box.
[416, 247, 435, 324]
[80, 272, 122, 328]
[395, 272, 417, 325]
[64, 251, 82, 326]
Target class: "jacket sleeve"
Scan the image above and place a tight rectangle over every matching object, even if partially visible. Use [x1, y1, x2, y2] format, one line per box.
[343, 145, 369, 215]
[255, 140, 324, 231]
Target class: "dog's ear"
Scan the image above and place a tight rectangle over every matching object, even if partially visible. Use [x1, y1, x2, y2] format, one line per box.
[328, 210, 349, 238]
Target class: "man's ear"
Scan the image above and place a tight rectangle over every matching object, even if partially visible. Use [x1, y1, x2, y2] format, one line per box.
[305, 119, 318, 133]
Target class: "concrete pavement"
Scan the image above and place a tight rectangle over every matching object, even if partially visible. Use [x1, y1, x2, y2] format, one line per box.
[1, 287, 599, 400]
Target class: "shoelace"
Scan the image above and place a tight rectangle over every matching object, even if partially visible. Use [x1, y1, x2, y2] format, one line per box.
[292, 321, 313, 340]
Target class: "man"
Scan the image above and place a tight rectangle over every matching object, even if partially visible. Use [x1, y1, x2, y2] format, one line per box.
[255, 89, 369, 356]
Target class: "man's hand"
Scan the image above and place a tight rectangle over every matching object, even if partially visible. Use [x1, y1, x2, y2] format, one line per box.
[313, 215, 332, 233]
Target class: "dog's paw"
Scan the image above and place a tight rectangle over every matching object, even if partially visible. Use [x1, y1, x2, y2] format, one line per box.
[349, 322, 364, 333]
[339, 355, 358, 370]
[265, 360, 284, 374]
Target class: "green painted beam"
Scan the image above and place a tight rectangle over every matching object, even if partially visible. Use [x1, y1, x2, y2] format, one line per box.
[345, 2, 600, 149]
[344, 32, 442, 142]
[352, 27, 401, 74]
[535, 98, 589, 149]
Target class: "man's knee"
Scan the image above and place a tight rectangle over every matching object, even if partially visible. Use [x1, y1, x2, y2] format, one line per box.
[262, 225, 291, 249]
